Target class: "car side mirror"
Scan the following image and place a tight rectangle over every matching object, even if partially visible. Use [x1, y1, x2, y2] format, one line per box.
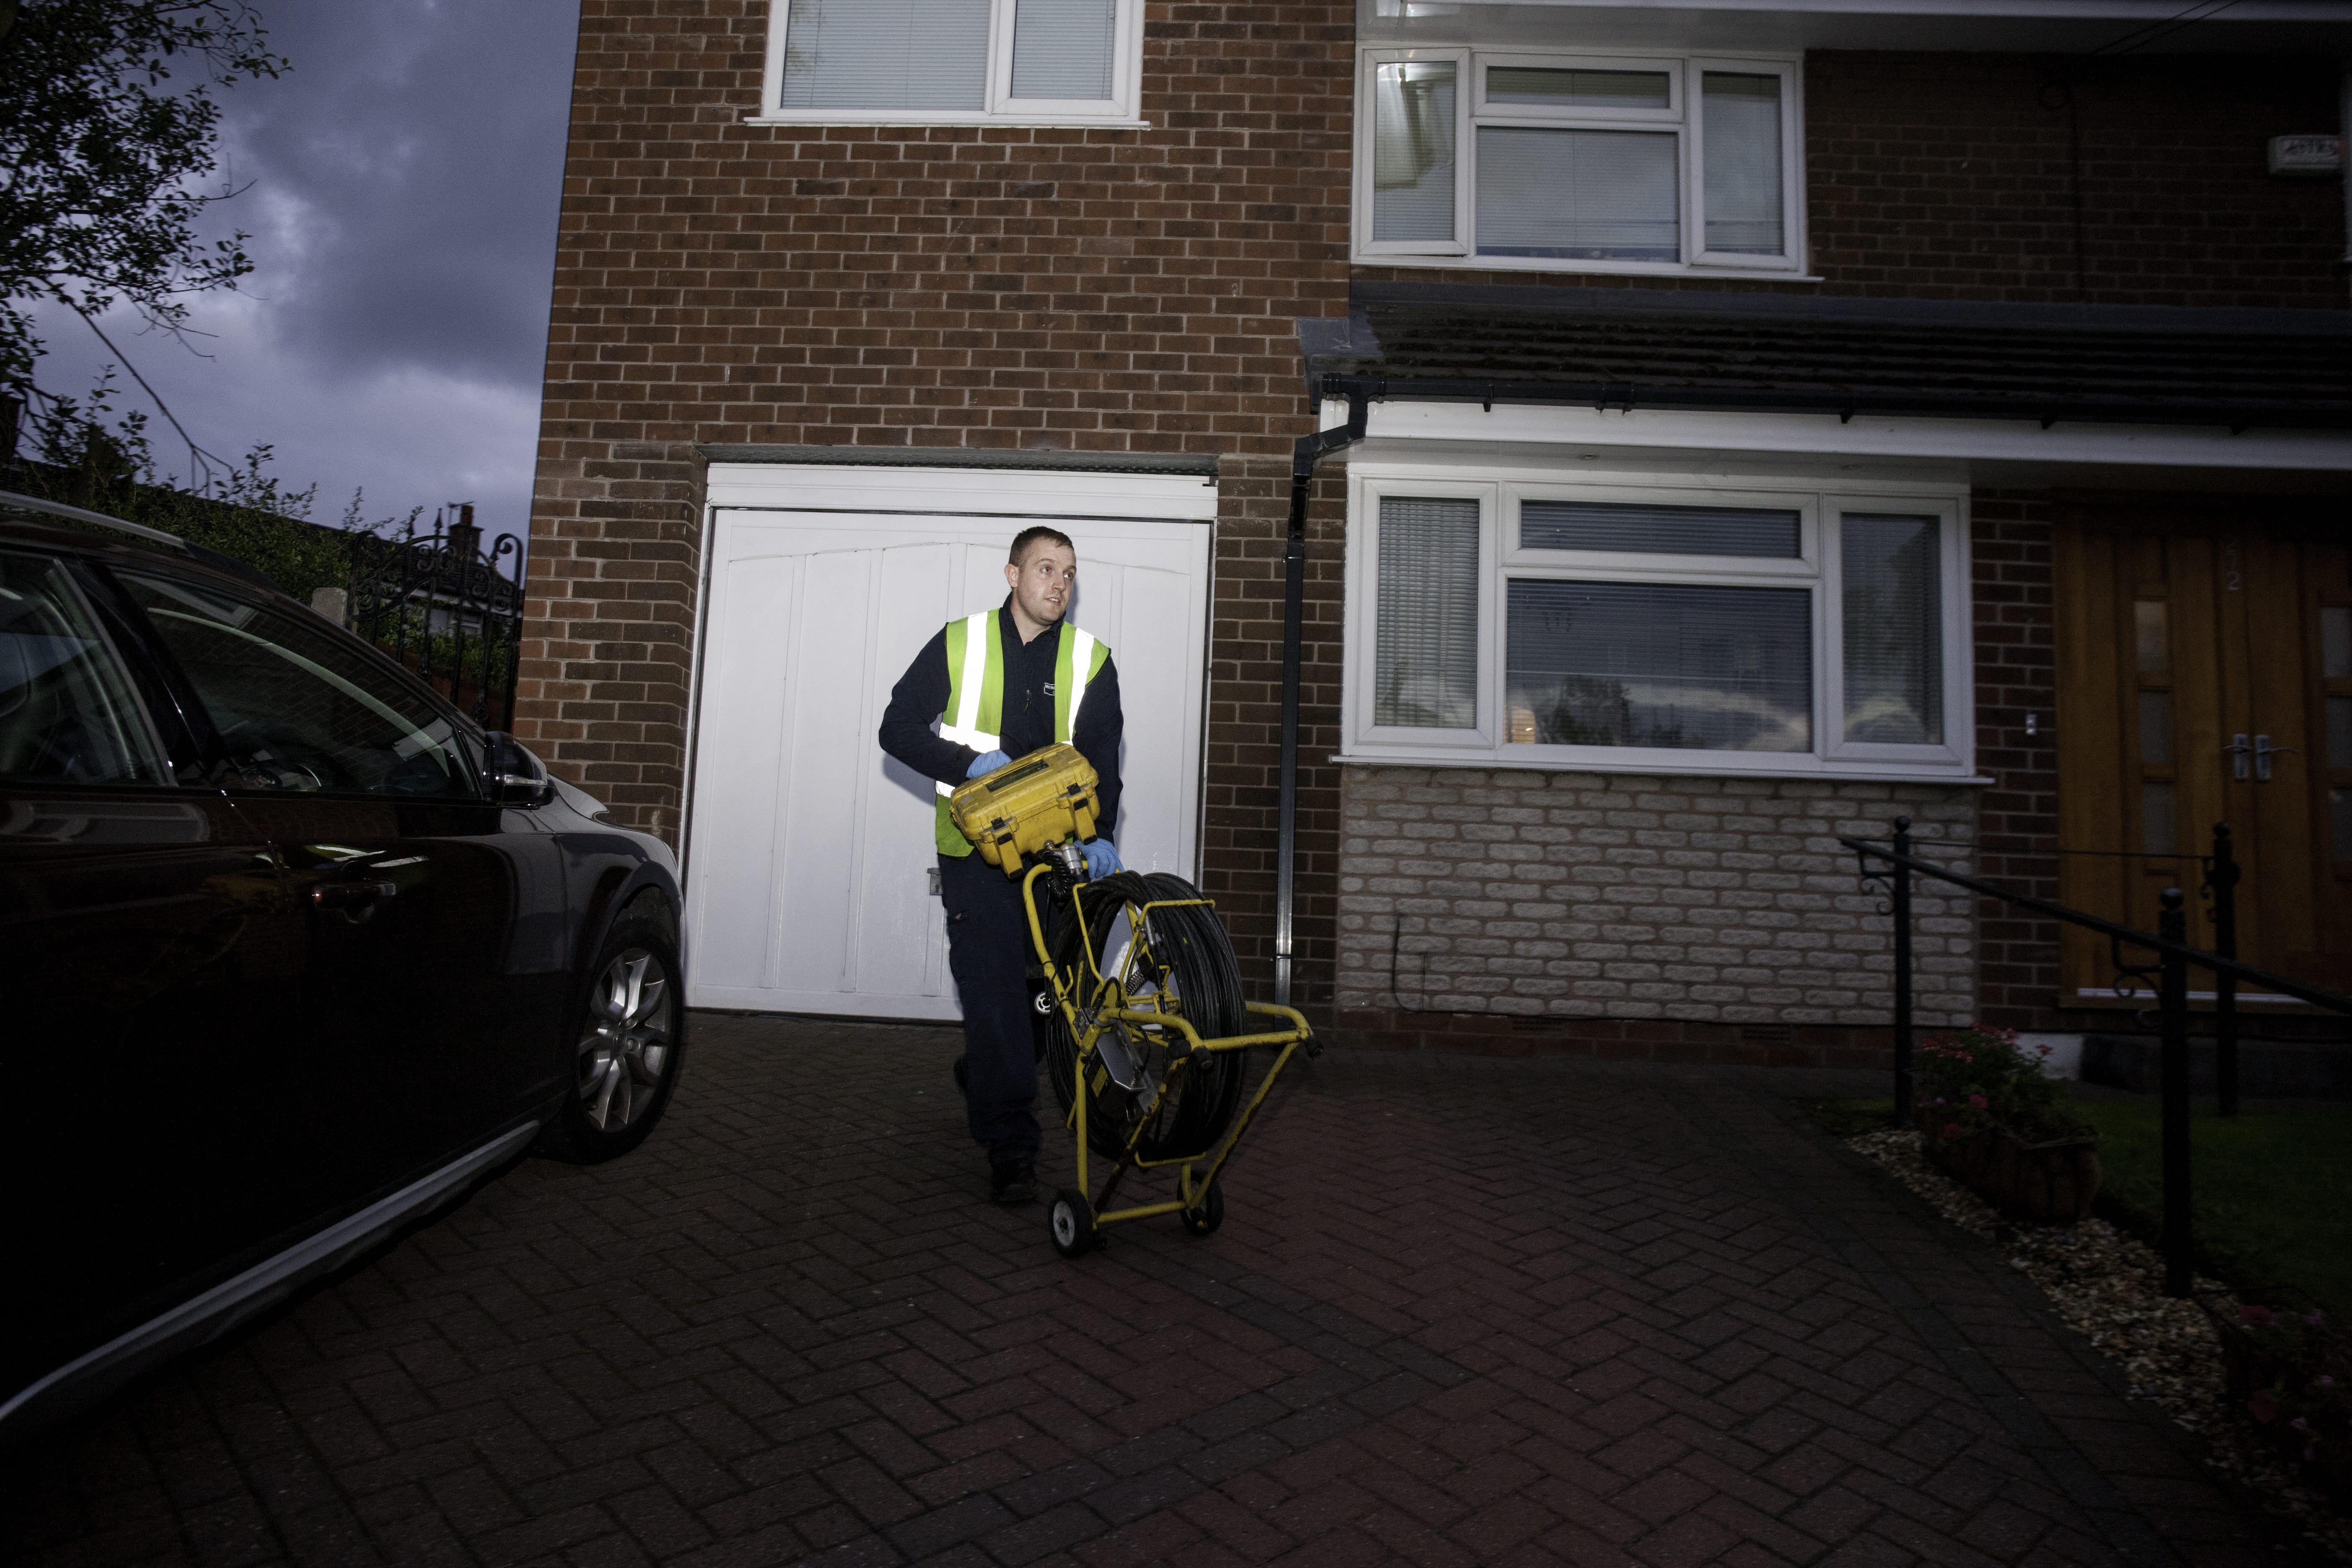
[482, 731, 557, 807]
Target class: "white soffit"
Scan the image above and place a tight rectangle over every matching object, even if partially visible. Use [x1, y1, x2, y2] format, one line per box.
[1362, 0, 2352, 53]
[1322, 398, 2352, 481]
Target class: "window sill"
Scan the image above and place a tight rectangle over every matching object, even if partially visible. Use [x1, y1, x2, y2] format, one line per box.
[1332, 750, 1989, 785]
[1351, 250, 1821, 284]
[744, 113, 1151, 130]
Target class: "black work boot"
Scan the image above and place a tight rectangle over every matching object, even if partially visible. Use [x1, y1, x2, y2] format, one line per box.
[989, 1158, 1037, 1205]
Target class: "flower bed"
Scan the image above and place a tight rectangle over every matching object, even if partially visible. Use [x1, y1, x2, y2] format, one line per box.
[1915, 1025, 2102, 1222]
[2206, 1294, 2352, 1509]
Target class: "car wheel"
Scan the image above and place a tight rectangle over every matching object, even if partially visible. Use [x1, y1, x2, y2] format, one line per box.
[536, 902, 684, 1163]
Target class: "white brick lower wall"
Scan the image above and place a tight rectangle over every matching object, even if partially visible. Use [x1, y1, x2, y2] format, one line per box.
[1336, 768, 1978, 1028]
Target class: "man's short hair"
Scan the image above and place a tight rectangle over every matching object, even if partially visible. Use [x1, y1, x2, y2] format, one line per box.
[1009, 526, 1074, 566]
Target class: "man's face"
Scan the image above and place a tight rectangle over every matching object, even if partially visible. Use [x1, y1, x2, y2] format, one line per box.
[1005, 540, 1076, 627]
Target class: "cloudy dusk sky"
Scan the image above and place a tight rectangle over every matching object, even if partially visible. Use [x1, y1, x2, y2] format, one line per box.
[26, 1, 581, 542]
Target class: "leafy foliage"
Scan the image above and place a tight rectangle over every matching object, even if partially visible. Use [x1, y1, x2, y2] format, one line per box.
[10, 371, 402, 602]
[1916, 1024, 2093, 1144]
[0, 0, 284, 395]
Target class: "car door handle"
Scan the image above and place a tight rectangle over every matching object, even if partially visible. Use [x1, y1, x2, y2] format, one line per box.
[311, 880, 398, 922]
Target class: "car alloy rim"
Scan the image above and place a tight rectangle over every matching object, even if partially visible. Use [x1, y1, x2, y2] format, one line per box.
[576, 947, 671, 1132]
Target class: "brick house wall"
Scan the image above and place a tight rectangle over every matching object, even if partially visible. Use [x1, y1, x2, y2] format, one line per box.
[520, 0, 1362, 1004]
[1333, 772, 1977, 1065]
[1972, 493, 2064, 1033]
[521, 3, 2346, 1038]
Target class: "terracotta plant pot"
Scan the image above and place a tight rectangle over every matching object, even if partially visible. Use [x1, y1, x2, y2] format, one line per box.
[1919, 1117, 2102, 1223]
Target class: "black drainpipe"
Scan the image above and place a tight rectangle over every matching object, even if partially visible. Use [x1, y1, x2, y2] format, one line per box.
[1273, 387, 1368, 1007]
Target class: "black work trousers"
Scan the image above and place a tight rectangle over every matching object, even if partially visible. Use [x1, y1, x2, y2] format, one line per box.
[938, 848, 1042, 1165]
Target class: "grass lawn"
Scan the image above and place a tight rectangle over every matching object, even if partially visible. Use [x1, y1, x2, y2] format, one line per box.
[2073, 1099, 2352, 1320]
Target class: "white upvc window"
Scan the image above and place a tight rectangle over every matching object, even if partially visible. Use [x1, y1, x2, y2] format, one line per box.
[1344, 468, 1972, 779]
[753, 0, 1145, 126]
[1354, 47, 1806, 276]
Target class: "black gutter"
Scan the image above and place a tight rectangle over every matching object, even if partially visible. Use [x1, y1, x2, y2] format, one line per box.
[1314, 373, 2352, 432]
[1272, 389, 1367, 1008]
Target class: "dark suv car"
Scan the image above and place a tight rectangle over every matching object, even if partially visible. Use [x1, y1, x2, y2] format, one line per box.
[0, 491, 686, 1440]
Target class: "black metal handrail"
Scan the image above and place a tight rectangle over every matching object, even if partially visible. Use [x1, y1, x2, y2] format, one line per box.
[1842, 816, 2352, 1297]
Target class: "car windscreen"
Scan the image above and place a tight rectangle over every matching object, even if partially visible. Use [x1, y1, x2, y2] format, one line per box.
[116, 572, 480, 799]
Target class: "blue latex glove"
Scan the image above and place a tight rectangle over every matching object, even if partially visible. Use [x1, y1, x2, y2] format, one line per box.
[965, 749, 1011, 779]
[1081, 838, 1121, 879]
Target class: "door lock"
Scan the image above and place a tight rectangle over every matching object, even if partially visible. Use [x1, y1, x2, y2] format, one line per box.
[2253, 734, 2298, 784]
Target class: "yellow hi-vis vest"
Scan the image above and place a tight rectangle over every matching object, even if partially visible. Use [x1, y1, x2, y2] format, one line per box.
[934, 610, 1110, 856]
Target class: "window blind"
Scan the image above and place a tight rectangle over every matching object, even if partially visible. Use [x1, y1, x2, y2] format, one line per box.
[1373, 62, 1457, 243]
[1011, 0, 1116, 100]
[1840, 514, 1942, 745]
[1701, 72, 1783, 255]
[1485, 66, 1668, 111]
[778, 0, 989, 111]
[1477, 127, 1678, 260]
[1376, 498, 1480, 730]
[1520, 500, 1800, 559]
[1505, 580, 1810, 751]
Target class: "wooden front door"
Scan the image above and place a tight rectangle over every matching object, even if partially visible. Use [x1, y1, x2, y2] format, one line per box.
[2055, 509, 2352, 1006]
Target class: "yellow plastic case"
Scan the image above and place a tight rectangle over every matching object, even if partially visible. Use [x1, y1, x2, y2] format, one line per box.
[948, 743, 1101, 874]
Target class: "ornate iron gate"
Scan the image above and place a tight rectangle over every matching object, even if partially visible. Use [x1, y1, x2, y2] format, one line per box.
[350, 503, 525, 731]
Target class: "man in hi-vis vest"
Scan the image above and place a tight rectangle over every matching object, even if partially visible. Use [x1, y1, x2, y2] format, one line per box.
[878, 526, 1123, 1204]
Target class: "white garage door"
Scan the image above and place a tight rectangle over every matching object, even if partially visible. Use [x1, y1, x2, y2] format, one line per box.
[684, 463, 1215, 1019]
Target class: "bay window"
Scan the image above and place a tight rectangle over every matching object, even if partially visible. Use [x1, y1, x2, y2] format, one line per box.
[1357, 48, 1805, 276]
[1346, 474, 1971, 778]
[756, 0, 1142, 125]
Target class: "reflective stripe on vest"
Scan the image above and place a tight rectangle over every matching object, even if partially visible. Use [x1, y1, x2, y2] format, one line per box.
[934, 610, 998, 796]
[1061, 627, 1097, 743]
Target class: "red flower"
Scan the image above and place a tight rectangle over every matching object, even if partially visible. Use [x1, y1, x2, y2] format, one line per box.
[2239, 1304, 2275, 1327]
[2249, 1389, 2278, 1423]
[1942, 1122, 1963, 1140]
[1968, 1093, 1988, 1110]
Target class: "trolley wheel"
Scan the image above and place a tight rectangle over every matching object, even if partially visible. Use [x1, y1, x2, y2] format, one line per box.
[1181, 1179, 1225, 1237]
[1049, 1189, 1099, 1258]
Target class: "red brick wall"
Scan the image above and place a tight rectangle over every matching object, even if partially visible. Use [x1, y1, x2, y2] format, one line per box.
[1807, 51, 2345, 307]
[522, 0, 1360, 1002]
[1204, 461, 1345, 1004]
[1972, 492, 2065, 1029]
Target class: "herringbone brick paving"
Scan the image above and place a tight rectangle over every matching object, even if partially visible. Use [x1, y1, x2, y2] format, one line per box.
[2, 1016, 2308, 1567]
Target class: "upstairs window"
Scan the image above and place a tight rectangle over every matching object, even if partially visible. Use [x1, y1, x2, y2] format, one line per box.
[1357, 49, 1804, 276]
[756, 0, 1143, 125]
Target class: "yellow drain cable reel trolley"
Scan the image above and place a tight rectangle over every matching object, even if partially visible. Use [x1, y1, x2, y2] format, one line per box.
[947, 744, 1317, 1259]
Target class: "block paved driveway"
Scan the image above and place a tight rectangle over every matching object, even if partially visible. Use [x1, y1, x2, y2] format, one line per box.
[5, 1015, 2308, 1568]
